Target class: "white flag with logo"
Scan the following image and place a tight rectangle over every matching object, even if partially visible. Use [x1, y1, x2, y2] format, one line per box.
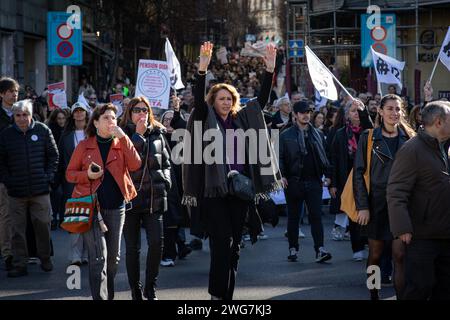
[371, 47, 405, 90]
[314, 89, 327, 110]
[165, 38, 185, 90]
[438, 26, 450, 72]
[305, 46, 338, 101]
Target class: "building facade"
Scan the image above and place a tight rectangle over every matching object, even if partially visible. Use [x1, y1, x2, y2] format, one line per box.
[287, 0, 450, 104]
[248, 0, 284, 42]
[0, 0, 111, 102]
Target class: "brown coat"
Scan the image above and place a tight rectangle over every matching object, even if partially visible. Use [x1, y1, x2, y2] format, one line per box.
[66, 135, 141, 202]
[387, 129, 450, 239]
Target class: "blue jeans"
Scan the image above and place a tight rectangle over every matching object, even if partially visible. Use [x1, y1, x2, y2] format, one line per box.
[286, 178, 324, 252]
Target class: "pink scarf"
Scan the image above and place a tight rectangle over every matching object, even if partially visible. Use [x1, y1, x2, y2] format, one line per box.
[347, 122, 362, 155]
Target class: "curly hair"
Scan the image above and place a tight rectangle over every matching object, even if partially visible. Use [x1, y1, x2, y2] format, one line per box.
[205, 83, 241, 119]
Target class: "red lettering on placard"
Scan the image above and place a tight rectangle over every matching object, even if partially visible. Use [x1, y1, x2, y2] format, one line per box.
[139, 62, 158, 68]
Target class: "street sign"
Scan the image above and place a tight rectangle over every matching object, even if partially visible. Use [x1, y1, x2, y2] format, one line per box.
[361, 14, 396, 67]
[289, 39, 304, 58]
[48, 12, 82, 65]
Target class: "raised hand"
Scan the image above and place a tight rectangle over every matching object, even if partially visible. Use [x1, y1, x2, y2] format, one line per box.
[263, 43, 277, 73]
[352, 98, 365, 111]
[199, 41, 213, 72]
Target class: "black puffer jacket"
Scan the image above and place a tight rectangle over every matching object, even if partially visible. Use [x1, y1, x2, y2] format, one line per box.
[0, 120, 59, 197]
[124, 123, 171, 214]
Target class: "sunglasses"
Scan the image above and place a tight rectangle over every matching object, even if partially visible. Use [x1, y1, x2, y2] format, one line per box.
[132, 107, 148, 114]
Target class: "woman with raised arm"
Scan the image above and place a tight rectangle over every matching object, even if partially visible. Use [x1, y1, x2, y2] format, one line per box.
[182, 42, 283, 300]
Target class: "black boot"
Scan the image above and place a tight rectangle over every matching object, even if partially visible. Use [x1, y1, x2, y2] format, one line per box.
[144, 285, 157, 300]
[5, 255, 13, 271]
[370, 289, 380, 300]
[131, 286, 143, 300]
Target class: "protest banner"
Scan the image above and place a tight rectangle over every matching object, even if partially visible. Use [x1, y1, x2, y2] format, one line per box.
[371, 47, 405, 90]
[135, 59, 171, 109]
[240, 41, 266, 58]
[305, 47, 339, 101]
[110, 93, 124, 117]
[216, 46, 228, 64]
[429, 26, 450, 82]
[165, 38, 185, 90]
[47, 81, 68, 110]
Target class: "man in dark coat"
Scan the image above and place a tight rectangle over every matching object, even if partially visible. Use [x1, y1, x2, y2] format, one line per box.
[0, 77, 19, 271]
[387, 101, 450, 300]
[0, 99, 59, 277]
[279, 101, 332, 263]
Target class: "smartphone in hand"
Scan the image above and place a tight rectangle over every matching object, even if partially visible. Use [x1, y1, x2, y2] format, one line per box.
[91, 162, 101, 173]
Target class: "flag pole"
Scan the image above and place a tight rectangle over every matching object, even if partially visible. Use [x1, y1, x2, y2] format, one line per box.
[305, 46, 354, 100]
[428, 57, 440, 83]
[373, 67, 382, 96]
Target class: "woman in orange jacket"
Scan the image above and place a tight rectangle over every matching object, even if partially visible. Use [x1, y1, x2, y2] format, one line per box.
[66, 103, 141, 300]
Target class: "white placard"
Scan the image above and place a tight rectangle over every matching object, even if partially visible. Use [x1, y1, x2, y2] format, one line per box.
[135, 59, 171, 109]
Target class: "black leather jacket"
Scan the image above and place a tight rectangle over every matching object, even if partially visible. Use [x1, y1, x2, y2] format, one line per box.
[124, 124, 171, 214]
[353, 127, 409, 214]
[279, 124, 330, 181]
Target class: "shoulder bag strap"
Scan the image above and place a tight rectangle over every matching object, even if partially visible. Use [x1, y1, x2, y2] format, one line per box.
[136, 139, 149, 192]
[364, 129, 374, 192]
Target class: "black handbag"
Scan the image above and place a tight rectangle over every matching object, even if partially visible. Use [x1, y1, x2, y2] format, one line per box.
[227, 169, 255, 201]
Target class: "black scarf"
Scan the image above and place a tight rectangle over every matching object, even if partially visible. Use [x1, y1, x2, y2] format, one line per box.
[182, 99, 283, 206]
[295, 123, 329, 168]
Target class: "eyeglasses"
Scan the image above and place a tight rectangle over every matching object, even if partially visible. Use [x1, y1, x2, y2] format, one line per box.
[132, 107, 148, 114]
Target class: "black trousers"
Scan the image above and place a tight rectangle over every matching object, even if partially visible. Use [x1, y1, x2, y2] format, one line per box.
[123, 211, 163, 293]
[349, 220, 367, 253]
[286, 179, 324, 252]
[203, 195, 248, 300]
[403, 239, 450, 300]
[162, 227, 178, 260]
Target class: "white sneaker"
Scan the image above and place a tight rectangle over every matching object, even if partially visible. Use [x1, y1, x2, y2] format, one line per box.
[343, 231, 351, 241]
[331, 227, 344, 241]
[242, 234, 251, 241]
[28, 257, 39, 265]
[257, 232, 268, 240]
[298, 229, 305, 238]
[353, 250, 365, 261]
[160, 258, 175, 267]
